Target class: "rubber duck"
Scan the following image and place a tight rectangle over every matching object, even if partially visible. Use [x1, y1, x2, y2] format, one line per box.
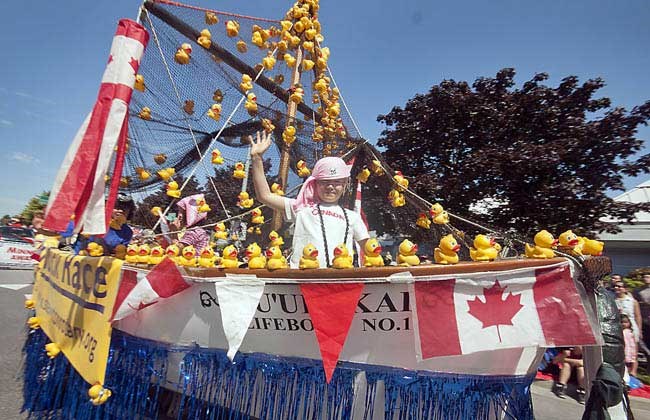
[314, 78, 328, 93]
[226, 20, 240, 37]
[220, 245, 241, 268]
[137, 244, 150, 264]
[388, 189, 405, 208]
[363, 238, 385, 267]
[213, 223, 228, 240]
[136, 168, 151, 181]
[262, 52, 276, 70]
[581, 237, 604, 256]
[266, 246, 288, 270]
[244, 93, 258, 116]
[174, 43, 192, 64]
[283, 53, 296, 68]
[356, 167, 370, 183]
[433, 235, 460, 265]
[289, 86, 304, 104]
[261, 118, 275, 133]
[282, 125, 296, 145]
[558, 230, 583, 256]
[88, 384, 112, 406]
[269, 230, 284, 247]
[469, 234, 499, 262]
[212, 89, 223, 103]
[151, 206, 162, 217]
[139, 107, 152, 120]
[166, 181, 181, 198]
[299, 244, 320, 269]
[157, 167, 175, 181]
[289, 35, 301, 48]
[207, 103, 221, 121]
[165, 244, 180, 264]
[296, 160, 311, 178]
[397, 239, 420, 266]
[25, 299, 36, 309]
[240, 74, 253, 92]
[525, 230, 557, 259]
[86, 242, 104, 257]
[125, 244, 140, 264]
[197, 28, 212, 48]
[154, 153, 167, 164]
[302, 41, 314, 53]
[205, 11, 219, 25]
[178, 245, 197, 267]
[148, 246, 164, 265]
[370, 159, 384, 176]
[198, 247, 217, 268]
[429, 203, 449, 225]
[134, 74, 145, 92]
[332, 244, 354, 269]
[280, 20, 292, 31]
[393, 171, 409, 192]
[251, 31, 264, 48]
[45, 342, 61, 359]
[304, 28, 317, 41]
[251, 207, 264, 225]
[196, 198, 211, 213]
[210, 148, 224, 165]
[237, 191, 254, 208]
[302, 59, 315, 71]
[27, 316, 40, 329]
[233, 162, 246, 179]
[271, 183, 284, 196]
[416, 213, 431, 229]
[246, 242, 267, 269]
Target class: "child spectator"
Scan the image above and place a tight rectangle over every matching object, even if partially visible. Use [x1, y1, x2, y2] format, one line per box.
[621, 314, 638, 377]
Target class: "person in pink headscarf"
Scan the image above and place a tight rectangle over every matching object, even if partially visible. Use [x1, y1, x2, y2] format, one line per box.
[251, 131, 369, 268]
[170, 194, 210, 251]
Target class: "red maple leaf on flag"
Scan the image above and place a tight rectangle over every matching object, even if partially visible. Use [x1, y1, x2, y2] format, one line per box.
[467, 280, 523, 342]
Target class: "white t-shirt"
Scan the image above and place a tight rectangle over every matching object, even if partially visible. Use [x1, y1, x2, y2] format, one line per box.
[284, 198, 370, 269]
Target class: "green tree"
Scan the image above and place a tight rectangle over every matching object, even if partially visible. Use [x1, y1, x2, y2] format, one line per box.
[376, 68, 650, 238]
[20, 191, 49, 224]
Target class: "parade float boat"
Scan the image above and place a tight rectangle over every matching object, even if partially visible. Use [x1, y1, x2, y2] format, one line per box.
[23, 1, 608, 419]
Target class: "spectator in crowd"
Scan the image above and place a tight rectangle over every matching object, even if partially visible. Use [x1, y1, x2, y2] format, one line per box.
[552, 346, 586, 404]
[30, 211, 45, 232]
[607, 273, 622, 294]
[614, 281, 642, 342]
[633, 273, 650, 352]
[621, 314, 638, 377]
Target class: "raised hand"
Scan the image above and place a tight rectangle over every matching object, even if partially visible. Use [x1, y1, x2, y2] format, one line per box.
[250, 130, 272, 158]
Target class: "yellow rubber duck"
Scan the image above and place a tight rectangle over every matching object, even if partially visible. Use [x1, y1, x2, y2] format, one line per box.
[314, 78, 328, 93]
[289, 86, 304, 104]
[136, 167, 151, 181]
[139, 106, 152, 120]
[246, 242, 267, 269]
[166, 181, 181, 198]
[233, 162, 246, 179]
[304, 28, 317, 41]
[211, 148, 224, 165]
[393, 171, 409, 192]
[271, 183, 284, 196]
[134, 74, 145, 92]
[205, 11, 218, 25]
[251, 30, 264, 48]
[179, 245, 197, 267]
[27, 316, 40, 329]
[363, 238, 385, 267]
[244, 93, 258, 116]
[434, 235, 460, 265]
[397, 239, 420, 266]
[86, 242, 104, 257]
[157, 167, 175, 181]
[282, 126, 296, 145]
[148, 246, 164, 265]
[283, 53, 296, 68]
[174, 43, 192, 64]
[236, 40, 248, 53]
[226, 20, 240, 37]
[214, 222, 229, 240]
[370, 159, 384, 176]
[240, 74, 253, 92]
[262, 52, 276, 70]
[237, 191, 254, 208]
[88, 384, 112, 406]
[299, 244, 320, 269]
[251, 207, 264, 225]
[581, 237, 604, 256]
[429, 203, 449, 225]
[25, 299, 36, 309]
[416, 213, 431, 229]
[332, 244, 354, 269]
[197, 28, 212, 48]
[265, 246, 288, 270]
[196, 198, 211, 213]
[154, 153, 167, 164]
[558, 230, 583, 256]
[207, 103, 221, 121]
[525, 230, 557, 259]
[268, 230, 285, 247]
[469, 234, 499, 262]
[125, 244, 140, 264]
[198, 247, 217, 268]
[302, 41, 314, 53]
[165, 244, 180, 264]
[302, 59, 315, 71]
[261, 118, 275, 133]
[45, 342, 61, 359]
[388, 189, 405, 208]
[296, 160, 311, 178]
[219, 245, 240, 268]
[137, 243, 150, 264]
[356, 167, 370, 183]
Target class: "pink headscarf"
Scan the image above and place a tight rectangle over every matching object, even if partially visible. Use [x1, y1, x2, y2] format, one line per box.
[176, 194, 207, 227]
[293, 157, 351, 211]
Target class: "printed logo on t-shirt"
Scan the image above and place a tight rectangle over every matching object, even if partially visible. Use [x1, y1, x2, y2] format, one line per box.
[311, 206, 346, 221]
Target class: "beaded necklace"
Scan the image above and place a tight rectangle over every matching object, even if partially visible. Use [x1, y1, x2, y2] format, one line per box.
[316, 203, 350, 268]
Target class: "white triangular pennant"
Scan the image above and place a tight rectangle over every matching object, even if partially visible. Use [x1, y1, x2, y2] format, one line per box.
[215, 275, 265, 361]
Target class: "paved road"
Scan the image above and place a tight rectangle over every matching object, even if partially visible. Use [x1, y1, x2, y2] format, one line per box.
[2, 267, 650, 419]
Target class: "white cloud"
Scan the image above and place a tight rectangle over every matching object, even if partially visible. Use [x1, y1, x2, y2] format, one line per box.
[14, 91, 56, 106]
[9, 152, 40, 164]
[0, 119, 12, 127]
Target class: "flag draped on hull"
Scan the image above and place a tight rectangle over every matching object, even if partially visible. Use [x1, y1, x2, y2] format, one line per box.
[44, 19, 149, 234]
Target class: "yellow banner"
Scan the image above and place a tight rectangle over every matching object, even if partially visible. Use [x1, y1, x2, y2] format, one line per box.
[33, 248, 123, 385]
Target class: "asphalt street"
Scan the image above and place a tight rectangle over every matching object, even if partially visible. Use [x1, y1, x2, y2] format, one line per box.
[1, 267, 649, 419]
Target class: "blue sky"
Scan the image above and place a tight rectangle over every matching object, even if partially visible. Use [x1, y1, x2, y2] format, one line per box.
[1, 0, 648, 216]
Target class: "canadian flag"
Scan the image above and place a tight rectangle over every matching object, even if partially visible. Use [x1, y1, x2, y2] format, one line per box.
[111, 257, 189, 321]
[411, 262, 598, 359]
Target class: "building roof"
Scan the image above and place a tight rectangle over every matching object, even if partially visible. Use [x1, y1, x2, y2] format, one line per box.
[599, 179, 650, 242]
